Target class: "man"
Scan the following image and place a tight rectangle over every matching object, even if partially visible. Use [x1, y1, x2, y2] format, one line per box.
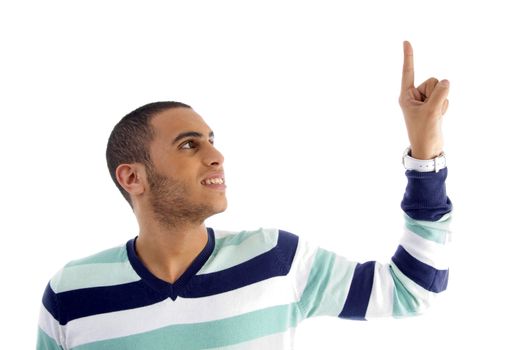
[37, 41, 453, 349]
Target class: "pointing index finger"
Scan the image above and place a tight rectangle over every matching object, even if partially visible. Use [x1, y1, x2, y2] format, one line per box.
[401, 40, 415, 91]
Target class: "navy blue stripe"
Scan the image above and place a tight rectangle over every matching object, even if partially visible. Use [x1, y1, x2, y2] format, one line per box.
[401, 167, 453, 221]
[338, 261, 375, 320]
[49, 228, 215, 325]
[44, 229, 299, 324]
[392, 245, 448, 293]
[54, 281, 166, 325]
[182, 230, 299, 298]
[126, 228, 216, 300]
[42, 282, 60, 321]
[55, 281, 166, 325]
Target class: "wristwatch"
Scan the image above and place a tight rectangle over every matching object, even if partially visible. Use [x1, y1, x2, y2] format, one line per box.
[402, 147, 446, 173]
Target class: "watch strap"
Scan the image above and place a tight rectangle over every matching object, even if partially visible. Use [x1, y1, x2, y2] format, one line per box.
[402, 147, 446, 173]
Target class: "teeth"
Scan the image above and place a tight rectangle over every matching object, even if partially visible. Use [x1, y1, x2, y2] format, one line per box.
[203, 178, 224, 185]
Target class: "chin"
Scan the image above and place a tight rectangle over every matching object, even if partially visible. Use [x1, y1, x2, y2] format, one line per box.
[205, 198, 227, 217]
[204, 206, 227, 222]
[215, 199, 228, 214]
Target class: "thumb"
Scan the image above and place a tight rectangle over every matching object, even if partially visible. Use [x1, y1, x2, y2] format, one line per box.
[427, 79, 450, 109]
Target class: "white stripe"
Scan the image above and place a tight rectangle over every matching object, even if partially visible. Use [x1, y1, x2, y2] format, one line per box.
[289, 237, 318, 301]
[38, 304, 66, 349]
[365, 262, 395, 319]
[400, 228, 450, 270]
[66, 275, 298, 348]
[207, 328, 296, 349]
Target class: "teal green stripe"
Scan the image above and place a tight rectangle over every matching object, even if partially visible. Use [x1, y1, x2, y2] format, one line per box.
[215, 228, 277, 249]
[298, 248, 356, 318]
[199, 228, 278, 274]
[50, 262, 140, 293]
[298, 248, 335, 317]
[66, 246, 128, 267]
[37, 327, 63, 350]
[404, 213, 451, 244]
[389, 264, 421, 317]
[74, 303, 303, 350]
[326, 255, 358, 315]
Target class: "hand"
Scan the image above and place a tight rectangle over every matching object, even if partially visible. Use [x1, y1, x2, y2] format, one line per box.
[399, 41, 450, 160]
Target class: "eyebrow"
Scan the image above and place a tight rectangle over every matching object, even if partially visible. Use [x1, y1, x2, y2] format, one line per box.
[172, 131, 214, 145]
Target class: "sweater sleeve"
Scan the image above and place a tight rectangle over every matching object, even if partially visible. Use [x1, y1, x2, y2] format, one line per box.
[294, 167, 453, 320]
[37, 282, 66, 349]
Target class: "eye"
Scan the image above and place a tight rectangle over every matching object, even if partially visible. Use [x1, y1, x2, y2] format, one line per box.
[181, 140, 197, 149]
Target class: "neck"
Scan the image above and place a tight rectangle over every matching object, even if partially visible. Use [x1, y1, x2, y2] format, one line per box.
[135, 215, 209, 284]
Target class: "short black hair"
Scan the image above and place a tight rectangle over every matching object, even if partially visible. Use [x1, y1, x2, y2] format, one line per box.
[106, 101, 192, 208]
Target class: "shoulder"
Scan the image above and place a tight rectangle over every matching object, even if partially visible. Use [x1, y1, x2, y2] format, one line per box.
[65, 244, 128, 267]
[48, 242, 139, 295]
[214, 227, 279, 244]
[199, 227, 300, 275]
[212, 227, 299, 251]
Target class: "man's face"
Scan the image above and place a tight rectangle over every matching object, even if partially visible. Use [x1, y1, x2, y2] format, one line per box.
[144, 107, 227, 227]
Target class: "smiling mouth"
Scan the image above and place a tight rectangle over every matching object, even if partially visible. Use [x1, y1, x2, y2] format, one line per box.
[201, 177, 225, 185]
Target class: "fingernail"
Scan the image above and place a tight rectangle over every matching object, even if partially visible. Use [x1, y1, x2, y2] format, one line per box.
[441, 79, 449, 86]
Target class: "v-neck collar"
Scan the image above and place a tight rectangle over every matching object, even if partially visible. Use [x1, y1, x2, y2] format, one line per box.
[126, 227, 215, 300]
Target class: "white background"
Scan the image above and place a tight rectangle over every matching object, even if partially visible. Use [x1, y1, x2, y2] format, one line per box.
[1, 0, 525, 348]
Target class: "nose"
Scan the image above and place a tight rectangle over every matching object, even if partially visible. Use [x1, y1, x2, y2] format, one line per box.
[203, 144, 224, 167]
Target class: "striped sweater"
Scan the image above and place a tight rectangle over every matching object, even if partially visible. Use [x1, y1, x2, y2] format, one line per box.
[37, 168, 453, 349]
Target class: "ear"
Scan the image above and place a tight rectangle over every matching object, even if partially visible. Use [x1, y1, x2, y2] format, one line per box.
[115, 163, 147, 197]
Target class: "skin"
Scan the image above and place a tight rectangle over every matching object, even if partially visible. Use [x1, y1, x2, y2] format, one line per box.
[399, 41, 450, 160]
[115, 40, 449, 284]
[116, 107, 226, 283]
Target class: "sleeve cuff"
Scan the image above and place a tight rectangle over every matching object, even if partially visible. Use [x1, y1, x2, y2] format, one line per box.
[401, 167, 453, 221]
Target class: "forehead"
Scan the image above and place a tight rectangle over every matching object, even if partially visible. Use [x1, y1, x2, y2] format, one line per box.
[150, 107, 211, 142]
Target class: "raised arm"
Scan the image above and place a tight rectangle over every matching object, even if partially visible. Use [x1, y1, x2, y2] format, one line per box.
[291, 41, 453, 321]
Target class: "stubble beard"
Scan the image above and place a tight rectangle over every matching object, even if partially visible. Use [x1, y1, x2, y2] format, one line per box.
[145, 164, 215, 229]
